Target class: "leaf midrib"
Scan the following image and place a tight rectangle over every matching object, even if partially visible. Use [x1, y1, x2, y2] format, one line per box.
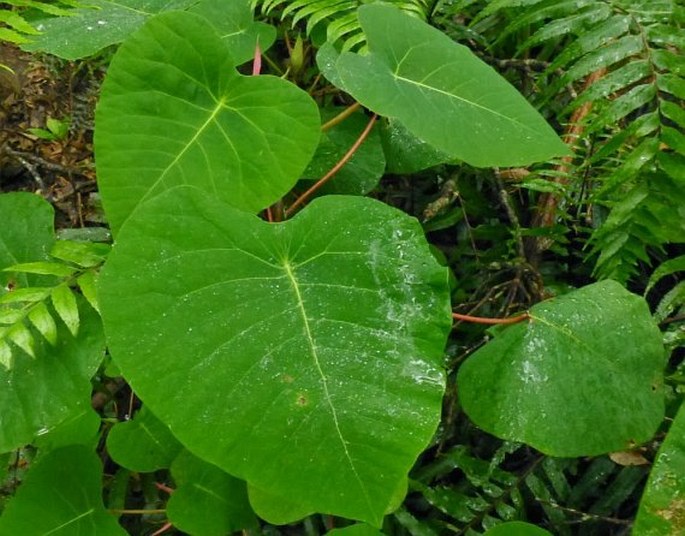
[282, 260, 373, 513]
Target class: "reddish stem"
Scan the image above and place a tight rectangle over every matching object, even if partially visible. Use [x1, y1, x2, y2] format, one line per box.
[155, 482, 175, 495]
[252, 40, 262, 76]
[452, 311, 530, 325]
[285, 113, 378, 217]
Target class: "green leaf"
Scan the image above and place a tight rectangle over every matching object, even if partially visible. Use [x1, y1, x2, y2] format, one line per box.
[247, 485, 315, 525]
[647, 255, 685, 293]
[190, 0, 277, 64]
[3, 261, 76, 277]
[302, 107, 385, 195]
[6, 322, 36, 358]
[106, 406, 183, 472]
[33, 407, 101, 451]
[99, 186, 452, 525]
[50, 240, 110, 268]
[77, 271, 100, 313]
[0, 287, 51, 304]
[51, 284, 79, 336]
[21, 0, 198, 60]
[167, 450, 257, 535]
[27, 301, 58, 345]
[95, 11, 320, 234]
[0, 300, 104, 452]
[634, 402, 685, 535]
[336, 4, 570, 167]
[0, 193, 55, 292]
[458, 281, 665, 457]
[380, 118, 455, 174]
[0, 445, 126, 535]
[483, 521, 553, 536]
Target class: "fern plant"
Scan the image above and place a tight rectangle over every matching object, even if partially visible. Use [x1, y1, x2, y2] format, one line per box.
[473, 0, 685, 283]
[0, 1, 77, 44]
[0, 240, 108, 369]
[251, 0, 434, 49]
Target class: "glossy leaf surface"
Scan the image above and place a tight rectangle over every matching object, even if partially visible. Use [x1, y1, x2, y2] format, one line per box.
[21, 0, 197, 60]
[95, 11, 320, 234]
[99, 186, 452, 525]
[336, 4, 570, 167]
[458, 281, 665, 456]
[634, 402, 685, 535]
[0, 446, 126, 535]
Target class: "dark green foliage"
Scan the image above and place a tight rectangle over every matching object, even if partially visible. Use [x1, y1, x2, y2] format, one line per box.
[471, 0, 685, 283]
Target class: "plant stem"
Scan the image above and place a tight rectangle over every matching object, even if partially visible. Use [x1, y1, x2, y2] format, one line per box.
[321, 102, 361, 132]
[285, 113, 377, 217]
[452, 311, 530, 325]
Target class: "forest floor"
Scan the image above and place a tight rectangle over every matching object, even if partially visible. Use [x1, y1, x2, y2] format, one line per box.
[1, 44, 101, 226]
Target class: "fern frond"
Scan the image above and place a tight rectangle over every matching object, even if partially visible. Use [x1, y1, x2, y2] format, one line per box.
[476, 0, 685, 283]
[252, 0, 432, 49]
[0, 240, 109, 370]
[0, 1, 77, 45]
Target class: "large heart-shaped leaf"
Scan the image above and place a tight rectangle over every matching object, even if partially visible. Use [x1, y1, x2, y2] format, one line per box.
[634, 401, 685, 535]
[95, 11, 320, 234]
[458, 281, 665, 456]
[98, 186, 452, 525]
[336, 4, 570, 167]
[0, 445, 126, 535]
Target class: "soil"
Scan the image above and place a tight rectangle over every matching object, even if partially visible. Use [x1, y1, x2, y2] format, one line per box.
[0, 43, 103, 228]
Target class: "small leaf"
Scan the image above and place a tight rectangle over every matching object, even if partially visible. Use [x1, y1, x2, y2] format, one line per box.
[4, 261, 76, 277]
[51, 284, 79, 336]
[458, 281, 665, 456]
[0, 446, 126, 535]
[28, 301, 58, 345]
[106, 406, 182, 472]
[167, 450, 258, 535]
[0, 307, 25, 325]
[7, 322, 36, 358]
[50, 240, 110, 268]
[77, 271, 100, 312]
[0, 340, 12, 369]
[0, 287, 51, 304]
[336, 4, 570, 167]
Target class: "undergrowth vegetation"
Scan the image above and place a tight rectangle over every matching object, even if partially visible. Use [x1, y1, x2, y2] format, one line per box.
[0, 0, 683, 535]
